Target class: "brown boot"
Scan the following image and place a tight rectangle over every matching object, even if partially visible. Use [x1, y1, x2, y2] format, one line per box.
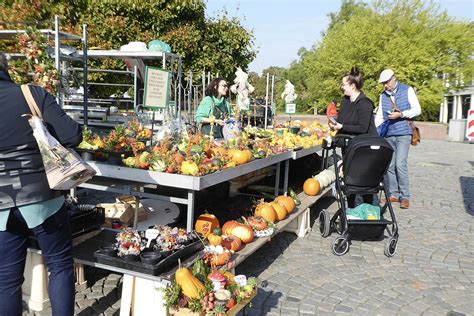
[381, 196, 399, 204]
[400, 199, 409, 209]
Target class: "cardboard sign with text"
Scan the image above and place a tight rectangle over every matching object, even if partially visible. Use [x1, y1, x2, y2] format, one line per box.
[143, 67, 170, 109]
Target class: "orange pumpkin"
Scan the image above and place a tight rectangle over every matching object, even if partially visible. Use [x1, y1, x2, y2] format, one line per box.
[221, 235, 242, 251]
[222, 220, 241, 236]
[195, 214, 220, 236]
[230, 224, 254, 244]
[275, 195, 295, 213]
[255, 203, 277, 223]
[270, 202, 288, 221]
[244, 149, 253, 161]
[210, 251, 231, 266]
[247, 216, 268, 231]
[303, 178, 321, 196]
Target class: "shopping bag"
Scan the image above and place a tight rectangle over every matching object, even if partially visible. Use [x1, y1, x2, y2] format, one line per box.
[377, 120, 391, 137]
[409, 121, 421, 146]
[21, 85, 96, 190]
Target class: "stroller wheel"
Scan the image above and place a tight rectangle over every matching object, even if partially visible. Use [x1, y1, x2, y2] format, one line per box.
[319, 209, 331, 237]
[332, 236, 349, 256]
[384, 236, 398, 257]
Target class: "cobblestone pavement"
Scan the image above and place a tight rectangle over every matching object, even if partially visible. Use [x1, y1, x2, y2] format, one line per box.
[23, 139, 473, 316]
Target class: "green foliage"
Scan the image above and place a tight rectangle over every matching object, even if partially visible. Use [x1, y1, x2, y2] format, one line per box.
[293, 0, 473, 121]
[1, 0, 256, 95]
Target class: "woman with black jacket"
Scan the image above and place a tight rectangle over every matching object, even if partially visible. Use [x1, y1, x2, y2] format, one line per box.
[0, 52, 81, 316]
[328, 67, 377, 207]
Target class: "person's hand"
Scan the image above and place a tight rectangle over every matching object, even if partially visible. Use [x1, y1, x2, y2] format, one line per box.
[388, 111, 403, 120]
[215, 119, 225, 126]
[329, 122, 343, 131]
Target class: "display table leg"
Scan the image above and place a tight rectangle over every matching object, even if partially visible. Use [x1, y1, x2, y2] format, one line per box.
[283, 208, 311, 237]
[283, 159, 290, 195]
[274, 162, 281, 196]
[186, 190, 195, 232]
[120, 275, 169, 316]
[22, 251, 50, 312]
[74, 263, 87, 291]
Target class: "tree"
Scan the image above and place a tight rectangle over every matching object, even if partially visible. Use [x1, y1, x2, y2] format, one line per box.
[302, 0, 473, 121]
[1, 0, 256, 95]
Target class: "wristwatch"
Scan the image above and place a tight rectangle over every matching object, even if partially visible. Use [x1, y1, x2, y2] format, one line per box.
[400, 111, 404, 118]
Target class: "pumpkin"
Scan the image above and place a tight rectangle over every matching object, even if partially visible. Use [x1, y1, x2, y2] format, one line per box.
[275, 195, 295, 213]
[211, 146, 226, 157]
[255, 202, 277, 223]
[195, 214, 220, 236]
[247, 216, 268, 231]
[270, 201, 288, 221]
[222, 220, 241, 236]
[230, 150, 249, 165]
[221, 235, 242, 251]
[229, 224, 254, 244]
[207, 228, 222, 246]
[303, 178, 321, 196]
[175, 264, 206, 299]
[244, 149, 253, 162]
[210, 251, 231, 266]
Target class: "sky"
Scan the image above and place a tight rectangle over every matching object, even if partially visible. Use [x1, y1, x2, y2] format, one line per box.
[205, 0, 474, 74]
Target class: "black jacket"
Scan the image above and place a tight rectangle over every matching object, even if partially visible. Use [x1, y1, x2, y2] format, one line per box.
[337, 92, 377, 136]
[0, 70, 82, 209]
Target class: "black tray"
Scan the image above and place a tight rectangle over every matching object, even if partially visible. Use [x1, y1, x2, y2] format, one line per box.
[94, 239, 203, 275]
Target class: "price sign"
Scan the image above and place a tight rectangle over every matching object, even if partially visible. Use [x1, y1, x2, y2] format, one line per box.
[285, 103, 296, 114]
[143, 67, 170, 109]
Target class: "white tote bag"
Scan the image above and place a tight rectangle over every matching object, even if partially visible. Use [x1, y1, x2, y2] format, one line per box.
[21, 84, 96, 190]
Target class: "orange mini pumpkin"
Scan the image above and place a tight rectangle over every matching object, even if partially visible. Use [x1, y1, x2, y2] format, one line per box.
[247, 216, 268, 231]
[275, 195, 295, 213]
[255, 202, 277, 223]
[195, 214, 220, 236]
[303, 178, 321, 196]
[210, 251, 231, 266]
[221, 235, 242, 251]
[270, 201, 288, 221]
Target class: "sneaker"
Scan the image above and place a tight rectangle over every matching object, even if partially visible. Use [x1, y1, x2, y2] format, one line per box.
[400, 199, 409, 209]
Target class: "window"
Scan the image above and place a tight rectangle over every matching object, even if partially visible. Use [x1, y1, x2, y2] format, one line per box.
[447, 96, 454, 120]
[461, 95, 471, 119]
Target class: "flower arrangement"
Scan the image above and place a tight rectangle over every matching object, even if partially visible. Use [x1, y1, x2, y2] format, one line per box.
[150, 225, 198, 252]
[115, 228, 144, 257]
[10, 26, 59, 94]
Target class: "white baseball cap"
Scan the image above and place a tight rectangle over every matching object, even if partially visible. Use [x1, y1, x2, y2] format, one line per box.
[379, 69, 395, 83]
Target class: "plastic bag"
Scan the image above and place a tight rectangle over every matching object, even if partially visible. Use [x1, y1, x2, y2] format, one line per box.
[346, 203, 381, 220]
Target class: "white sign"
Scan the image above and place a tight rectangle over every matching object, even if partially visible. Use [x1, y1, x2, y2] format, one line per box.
[143, 67, 170, 109]
[466, 109, 474, 141]
[285, 103, 296, 114]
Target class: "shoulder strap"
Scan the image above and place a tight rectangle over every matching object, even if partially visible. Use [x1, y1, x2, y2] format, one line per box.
[20, 84, 43, 118]
[386, 94, 400, 112]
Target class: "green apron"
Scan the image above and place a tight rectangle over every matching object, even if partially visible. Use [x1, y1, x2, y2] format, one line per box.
[201, 100, 227, 138]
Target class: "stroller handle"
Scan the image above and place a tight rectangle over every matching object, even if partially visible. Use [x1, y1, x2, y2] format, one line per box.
[322, 133, 354, 150]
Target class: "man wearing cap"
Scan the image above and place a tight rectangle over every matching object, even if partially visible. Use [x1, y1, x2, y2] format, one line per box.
[375, 69, 421, 209]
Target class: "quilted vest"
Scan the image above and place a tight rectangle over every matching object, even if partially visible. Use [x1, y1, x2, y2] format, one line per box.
[381, 83, 413, 137]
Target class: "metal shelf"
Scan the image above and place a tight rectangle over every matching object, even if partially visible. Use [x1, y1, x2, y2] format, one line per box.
[78, 50, 179, 60]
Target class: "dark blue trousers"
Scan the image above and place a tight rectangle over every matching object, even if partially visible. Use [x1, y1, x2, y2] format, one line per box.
[0, 205, 74, 316]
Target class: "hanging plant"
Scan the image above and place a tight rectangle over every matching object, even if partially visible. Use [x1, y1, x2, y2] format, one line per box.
[9, 26, 59, 94]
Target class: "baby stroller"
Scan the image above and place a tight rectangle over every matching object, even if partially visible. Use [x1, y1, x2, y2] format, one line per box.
[319, 134, 399, 257]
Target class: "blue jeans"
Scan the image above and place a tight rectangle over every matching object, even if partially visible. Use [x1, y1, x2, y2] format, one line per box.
[385, 135, 411, 200]
[0, 205, 74, 316]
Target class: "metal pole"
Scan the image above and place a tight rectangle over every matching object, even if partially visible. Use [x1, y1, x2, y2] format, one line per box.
[82, 24, 88, 126]
[207, 71, 210, 85]
[271, 75, 275, 123]
[189, 72, 193, 120]
[202, 70, 206, 98]
[134, 65, 138, 112]
[264, 73, 270, 129]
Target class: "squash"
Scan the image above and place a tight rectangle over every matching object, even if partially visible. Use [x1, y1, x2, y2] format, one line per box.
[222, 220, 241, 236]
[230, 150, 249, 165]
[207, 228, 223, 246]
[229, 224, 254, 244]
[303, 178, 320, 196]
[175, 261, 206, 299]
[255, 202, 277, 223]
[181, 160, 199, 176]
[195, 214, 220, 237]
[275, 195, 295, 213]
[270, 201, 288, 221]
[211, 146, 226, 157]
[222, 270, 235, 285]
[247, 216, 268, 231]
[221, 235, 242, 251]
[210, 251, 231, 266]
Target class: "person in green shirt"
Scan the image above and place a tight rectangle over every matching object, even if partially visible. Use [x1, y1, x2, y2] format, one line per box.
[195, 77, 231, 138]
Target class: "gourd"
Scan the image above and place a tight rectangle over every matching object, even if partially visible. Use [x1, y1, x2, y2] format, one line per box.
[303, 178, 320, 196]
[221, 235, 242, 251]
[275, 195, 295, 213]
[247, 216, 268, 231]
[175, 260, 205, 299]
[207, 228, 223, 246]
[181, 160, 199, 176]
[270, 201, 288, 221]
[195, 213, 220, 236]
[210, 251, 231, 266]
[255, 202, 277, 222]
